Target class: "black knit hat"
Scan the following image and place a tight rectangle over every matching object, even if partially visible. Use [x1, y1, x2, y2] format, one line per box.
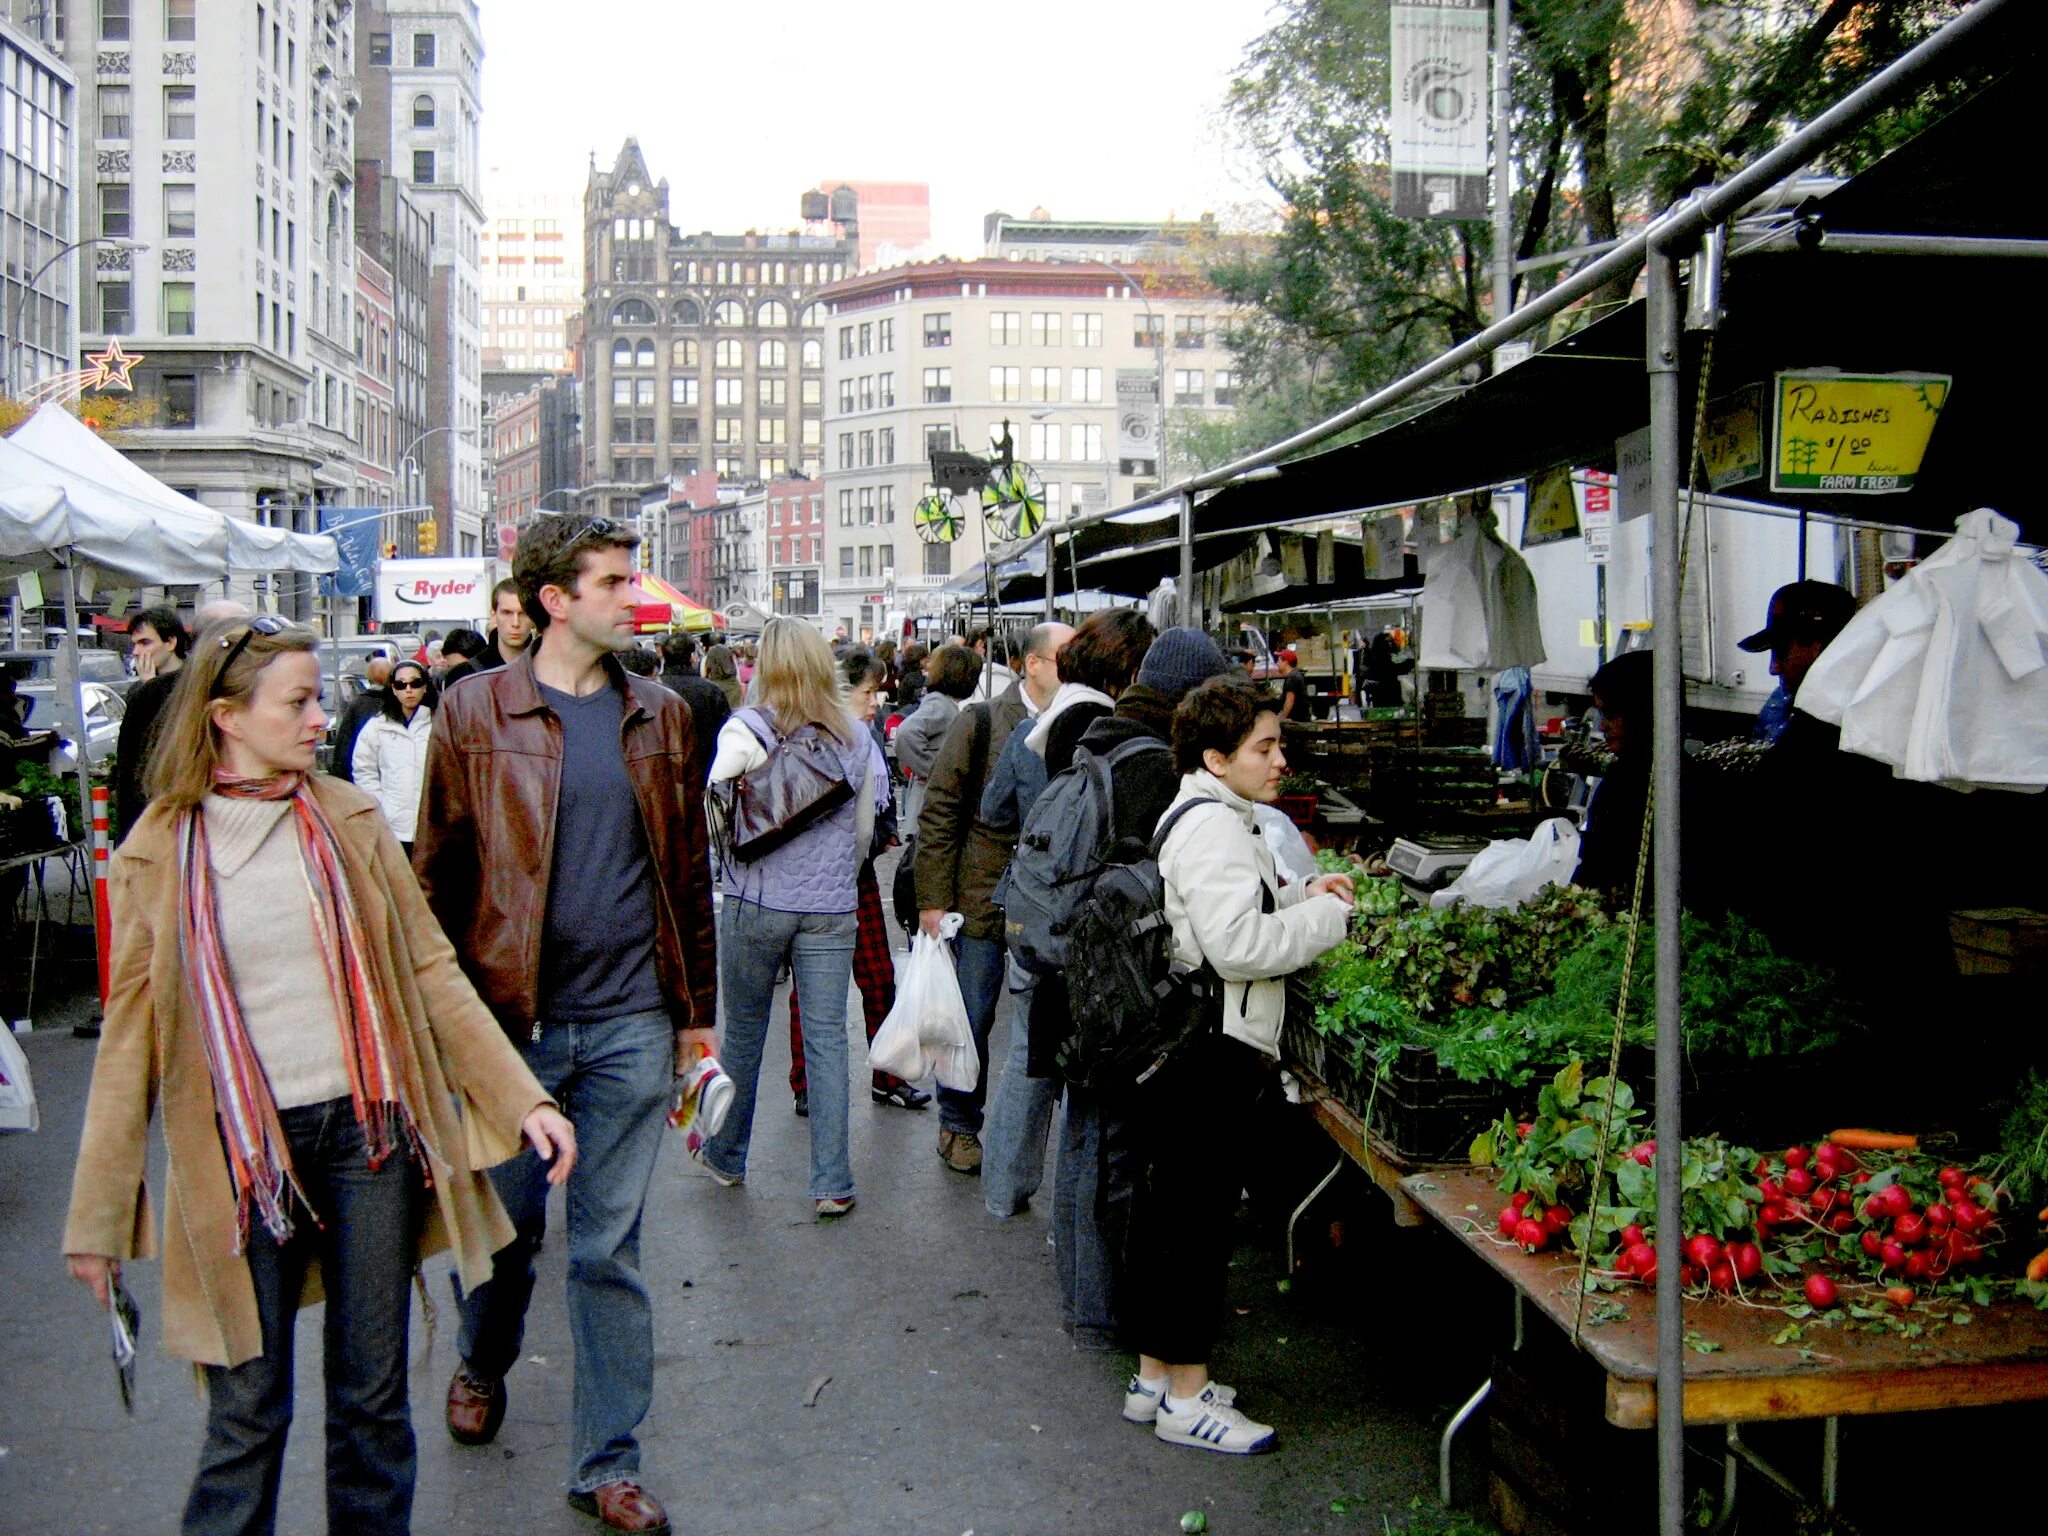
[1136, 626, 1232, 701]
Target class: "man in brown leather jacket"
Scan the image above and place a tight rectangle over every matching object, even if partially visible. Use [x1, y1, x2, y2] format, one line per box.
[413, 511, 716, 1536]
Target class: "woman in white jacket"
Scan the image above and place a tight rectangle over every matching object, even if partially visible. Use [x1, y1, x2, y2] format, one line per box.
[350, 659, 433, 853]
[1123, 676, 1353, 1456]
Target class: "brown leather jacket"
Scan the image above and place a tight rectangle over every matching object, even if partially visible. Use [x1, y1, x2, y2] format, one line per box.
[413, 650, 717, 1043]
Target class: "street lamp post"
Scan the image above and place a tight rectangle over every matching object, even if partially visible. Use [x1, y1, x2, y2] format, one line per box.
[7, 237, 152, 399]
[1071, 257, 1184, 623]
[397, 424, 480, 553]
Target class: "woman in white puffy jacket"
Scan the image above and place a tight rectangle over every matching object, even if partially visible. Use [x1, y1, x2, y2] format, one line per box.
[1121, 677, 1353, 1458]
[350, 659, 433, 852]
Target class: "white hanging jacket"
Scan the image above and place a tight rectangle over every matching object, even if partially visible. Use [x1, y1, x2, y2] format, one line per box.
[1419, 511, 1546, 670]
[1797, 508, 2048, 792]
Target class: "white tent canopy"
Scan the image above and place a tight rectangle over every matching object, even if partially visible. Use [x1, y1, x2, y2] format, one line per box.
[10, 405, 338, 575]
[0, 472, 226, 588]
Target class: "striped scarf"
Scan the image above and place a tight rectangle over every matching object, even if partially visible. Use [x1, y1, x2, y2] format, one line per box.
[177, 770, 425, 1248]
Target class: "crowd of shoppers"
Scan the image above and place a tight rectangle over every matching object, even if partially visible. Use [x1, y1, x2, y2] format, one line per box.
[62, 542, 1371, 1534]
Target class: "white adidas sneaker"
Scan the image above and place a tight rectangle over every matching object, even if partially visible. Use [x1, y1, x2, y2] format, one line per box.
[1122, 1374, 1238, 1425]
[1152, 1383, 1275, 1454]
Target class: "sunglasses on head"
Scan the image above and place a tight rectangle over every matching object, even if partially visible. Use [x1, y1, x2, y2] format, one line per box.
[571, 515, 621, 542]
[210, 614, 292, 696]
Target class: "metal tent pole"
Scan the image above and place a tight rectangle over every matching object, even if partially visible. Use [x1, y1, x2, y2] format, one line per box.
[1645, 243, 1688, 1536]
[58, 557, 103, 1016]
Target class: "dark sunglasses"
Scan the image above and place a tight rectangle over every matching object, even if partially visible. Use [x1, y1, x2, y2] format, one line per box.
[572, 515, 621, 542]
[392, 677, 428, 690]
[210, 614, 292, 696]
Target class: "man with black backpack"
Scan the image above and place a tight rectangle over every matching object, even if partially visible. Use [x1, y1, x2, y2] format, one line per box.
[912, 621, 1069, 1174]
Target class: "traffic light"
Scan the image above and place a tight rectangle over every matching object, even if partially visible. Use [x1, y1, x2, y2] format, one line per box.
[418, 520, 439, 555]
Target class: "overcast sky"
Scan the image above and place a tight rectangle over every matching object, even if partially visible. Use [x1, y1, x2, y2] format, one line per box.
[478, 0, 1282, 251]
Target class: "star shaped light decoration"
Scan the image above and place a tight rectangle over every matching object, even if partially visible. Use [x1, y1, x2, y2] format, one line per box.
[83, 340, 143, 391]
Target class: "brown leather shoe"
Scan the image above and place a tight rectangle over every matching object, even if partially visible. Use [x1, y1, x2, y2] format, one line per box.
[937, 1128, 983, 1175]
[567, 1480, 671, 1534]
[445, 1364, 506, 1447]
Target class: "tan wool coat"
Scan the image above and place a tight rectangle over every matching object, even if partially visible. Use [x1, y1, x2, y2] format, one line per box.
[61, 776, 553, 1368]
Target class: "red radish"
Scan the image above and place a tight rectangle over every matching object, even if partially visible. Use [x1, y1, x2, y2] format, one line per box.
[1682, 1264, 1706, 1289]
[1893, 1213, 1927, 1247]
[1862, 1195, 1890, 1220]
[1499, 1207, 1522, 1237]
[1922, 1202, 1951, 1231]
[1511, 1190, 1533, 1211]
[1804, 1274, 1838, 1307]
[1783, 1168, 1815, 1198]
[1880, 1184, 1914, 1218]
[1885, 1285, 1915, 1309]
[1951, 1200, 1987, 1234]
[1815, 1142, 1843, 1168]
[1708, 1261, 1737, 1293]
[1829, 1210, 1856, 1234]
[1544, 1204, 1573, 1233]
[1904, 1251, 1933, 1281]
[1516, 1122, 1532, 1139]
[1619, 1224, 1646, 1249]
[1731, 1243, 1763, 1281]
[1944, 1231, 1984, 1266]
[1514, 1219, 1548, 1252]
[1784, 1146, 1810, 1170]
[1880, 1240, 1908, 1272]
[1684, 1235, 1724, 1270]
[1522, 1204, 1546, 1227]
[1938, 1166, 1964, 1188]
[1812, 1187, 1840, 1214]
[1625, 1242, 1658, 1279]
[1860, 1230, 1885, 1258]
[1853, 1171, 1871, 1184]
[1630, 1142, 1656, 1166]
[1759, 1179, 1785, 1202]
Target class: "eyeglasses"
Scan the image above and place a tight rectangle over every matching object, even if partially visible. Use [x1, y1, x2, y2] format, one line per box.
[571, 515, 620, 543]
[210, 614, 291, 696]
[392, 678, 428, 690]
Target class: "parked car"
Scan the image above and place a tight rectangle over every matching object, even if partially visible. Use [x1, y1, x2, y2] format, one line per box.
[0, 647, 132, 697]
[14, 680, 125, 769]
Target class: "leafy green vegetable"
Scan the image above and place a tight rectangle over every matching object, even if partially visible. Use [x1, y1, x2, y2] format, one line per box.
[1993, 1070, 2048, 1209]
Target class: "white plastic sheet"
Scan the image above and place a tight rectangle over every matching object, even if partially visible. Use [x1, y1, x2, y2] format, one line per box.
[1430, 817, 1582, 911]
[870, 912, 980, 1091]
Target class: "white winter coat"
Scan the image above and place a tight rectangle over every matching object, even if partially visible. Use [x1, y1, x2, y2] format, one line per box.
[1156, 770, 1351, 1058]
[1799, 508, 2048, 792]
[352, 706, 433, 842]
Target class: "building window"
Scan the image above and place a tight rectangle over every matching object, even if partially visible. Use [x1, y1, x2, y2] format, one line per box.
[1070, 367, 1103, 403]
[858, 323, 873, 355]
[877, 371, 895, 408]
[879, 428, 894, 465]
[1074, 424, 1104, 461]
[164, 184, 196, 238]
[840, 548, 856, 579]
[878, 318, 895, 351]
[838, 326, 854, 360]
[99, 184, 131, 239]
[99, 0, 130, 42]
[636, 340, 655, 367]
[636, 377, 656, 405]
[759, 339, 787, 369]
[1072, 312, 1103, 347]
[801, 416, 822, 446]
[613, 378, 633, 405]
[923, 540, 951, 576]
[1173, 369, 1204, 406]
[922, 424, 955, 456]
[712, 299, 744, 326]
[714, 377, 742, 406]
[412, 94, 436, 128]
[412, 150, 436, 185]
[413, 32, 436, 66]
[1028, 366, 1061, 404]
[989, 311, 1021, 347]
[162, 372, 198, 426]
[166, 0, 196, 42]
[801, 377, 822, 407]
[921, 367, 951, 404]
[1028, 423, 1061, 461]
[1214, 369, 1239, 406]
[99, 282, 133, 334]
[1030, 311, 1062, 347]
[839, 489, 854, 526]
[713, 416, 744, 445]
[99, 86, 132, 139]
[715, 338, 743, 367]
[838, 379, 855, 413]
[859, 431, 874, 467]
[837, 432, 854, 470]
[801, 338, 822, 369]
[857, 487, 874, 524]
[856, 544, 873, 579]
[163, 282, 196, 336]
[164, 85, 196, 139]
[671, 377, 699, 405]
[369, 32, 392, 65]
[923, 312, 951, 348]
[988, 366, 1021, 403]
[760, 377, 787, 407]
[757, 300, 788, 327]
[879, 486, 896, 523]
[1136, 314, 1165, 350]
[858, 376, 875, 412]
[672, 338, 699, 367]
[1175, 315, 1207, 349]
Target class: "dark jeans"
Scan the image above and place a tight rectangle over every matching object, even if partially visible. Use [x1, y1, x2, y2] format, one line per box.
[1123, 1032, 1265, 1365]
[183, 1097, 424, 1536]
[455, 1009, 673, 1494]
[936, 932, 1005, 1136]
[1052, 1083, 1133, 1350]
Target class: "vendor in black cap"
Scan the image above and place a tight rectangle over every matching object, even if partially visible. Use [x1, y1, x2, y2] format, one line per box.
[1740, 580, 1858, 745]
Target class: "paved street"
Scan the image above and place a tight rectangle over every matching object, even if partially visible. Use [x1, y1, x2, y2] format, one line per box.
[0, 874, 1480, 1536]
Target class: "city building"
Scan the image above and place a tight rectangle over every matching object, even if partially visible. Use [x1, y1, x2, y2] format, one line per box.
[579, 139, 855, 497]
[817, 180, 931, 271]
[480, 179, 579, 370]
[482, 369, 578, 535]
[355, 156, 433, 556]
[814, 256, 1242, 642]
[357, 0, 485, 556]
[51, 0, 363, 619]
[353, 250, 396, 516]
[1, 18, 78, 398]
[763, 475, 824, 620]
[983, 209, 1217, 263]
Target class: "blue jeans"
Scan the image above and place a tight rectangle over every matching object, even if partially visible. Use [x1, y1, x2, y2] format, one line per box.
[184, 1097, 424, 1536]
[705, 901, 858, 1200]
[937, 932, 1006, 1136]
[455, 1009, 672, 1495]
[982, 975, 1059, 1217]
[1053, 1086, 1130, 1351]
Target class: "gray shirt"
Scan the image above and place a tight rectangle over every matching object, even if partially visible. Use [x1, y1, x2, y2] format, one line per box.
[537, 680, 664, 1023]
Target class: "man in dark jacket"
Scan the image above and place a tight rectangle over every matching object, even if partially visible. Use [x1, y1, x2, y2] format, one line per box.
[329, 652, 392, 784]
[111, 604, 189, 842]
[912, 621, 1066, 1173]
[474, 578, 534, 671]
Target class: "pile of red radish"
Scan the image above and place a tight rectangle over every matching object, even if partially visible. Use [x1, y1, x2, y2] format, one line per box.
[1495, 1190, 1572, 1252]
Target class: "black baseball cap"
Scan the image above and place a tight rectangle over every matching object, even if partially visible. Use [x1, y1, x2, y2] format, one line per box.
[1738, 581, 1856, 653]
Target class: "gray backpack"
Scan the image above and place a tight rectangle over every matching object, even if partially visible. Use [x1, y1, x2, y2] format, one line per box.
[999, 734, 1173, 976]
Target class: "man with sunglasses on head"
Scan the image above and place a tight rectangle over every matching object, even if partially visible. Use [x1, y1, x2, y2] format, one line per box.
[413, 512, 718, 1536]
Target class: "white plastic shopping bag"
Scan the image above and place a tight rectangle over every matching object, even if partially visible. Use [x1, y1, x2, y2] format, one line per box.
[0, 1027, 40, 1133]
[1431, 817, 1581, 911]
[870, 913, 980, 1090]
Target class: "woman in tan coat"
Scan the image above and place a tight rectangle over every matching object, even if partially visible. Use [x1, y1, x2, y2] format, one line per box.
[62, 615, 576, 1536]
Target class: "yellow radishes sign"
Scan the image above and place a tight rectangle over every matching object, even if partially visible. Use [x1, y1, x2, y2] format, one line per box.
[1770, 370, 1951, 494]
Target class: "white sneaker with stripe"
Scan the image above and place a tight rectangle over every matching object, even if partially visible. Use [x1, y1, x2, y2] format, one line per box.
[1122, 1374, 1237, 1425]
[1152, 1383, 1275, 1454]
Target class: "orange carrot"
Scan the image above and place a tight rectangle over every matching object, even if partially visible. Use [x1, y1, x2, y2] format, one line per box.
[2028, 1248, 2048, 1284]
[1826, 1129, 1920, 1152]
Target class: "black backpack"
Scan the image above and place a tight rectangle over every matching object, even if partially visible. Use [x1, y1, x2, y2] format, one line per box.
[1059, 797, 1265, 1097]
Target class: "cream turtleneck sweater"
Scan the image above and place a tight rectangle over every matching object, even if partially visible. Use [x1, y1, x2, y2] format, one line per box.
[200, 794, 352, 1109]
